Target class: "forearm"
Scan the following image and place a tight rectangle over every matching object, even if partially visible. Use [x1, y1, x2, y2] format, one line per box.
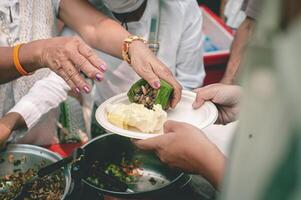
[222, 17, 256, 84]
[0, 41, 43, 84]
[0, 112, 26, 131]
[59, 0, 130, 59]
[196, 144, 226, 189]
[86, 20, 130, 59]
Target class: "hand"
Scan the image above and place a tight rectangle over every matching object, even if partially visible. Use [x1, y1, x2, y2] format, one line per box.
[193, 84, 242, 124]
[0, 122, 12, 150]
[128, 41, 182, 108]
[31, 36, 107, 93]
[134, 120, 225, 188]
[0, 113, 26, 149]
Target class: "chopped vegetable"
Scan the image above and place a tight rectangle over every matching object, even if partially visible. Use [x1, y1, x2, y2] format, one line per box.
[86, 157, 143, 190]
[0, 168, 65, 200]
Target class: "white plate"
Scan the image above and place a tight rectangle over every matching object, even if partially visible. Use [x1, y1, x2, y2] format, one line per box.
[95, 90, 218, 140]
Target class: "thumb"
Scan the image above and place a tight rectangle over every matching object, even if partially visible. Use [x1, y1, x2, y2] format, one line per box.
[163, 120, 184, 133]
[192, 85, 219, 109]
[132, 136, 161, 151]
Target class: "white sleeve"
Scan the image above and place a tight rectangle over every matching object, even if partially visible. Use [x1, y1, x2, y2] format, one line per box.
[8, 72, 69, 130]
[175, 0, 205, 90]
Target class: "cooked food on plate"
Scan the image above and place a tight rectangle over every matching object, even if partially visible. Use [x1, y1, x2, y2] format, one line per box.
[106, 79, 172, 133]
[107, 103, 167, 133]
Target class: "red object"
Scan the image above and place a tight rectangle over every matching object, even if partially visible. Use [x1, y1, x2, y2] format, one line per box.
[44, 143, 83, 158]
[200, 6, 234, 84]
[203, 64, 226, 85]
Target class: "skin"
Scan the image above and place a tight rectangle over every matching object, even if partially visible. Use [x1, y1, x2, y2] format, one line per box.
[0, 112, 25, 149]
[220, 17, 256, 84]
[59, 0, 182, 107]
[0, 0, 182, 148]
[0, 35, 105, 94]
[0, 0, 182, 105]
[134, 84, 242, 189]
[193, 83, 241, 125]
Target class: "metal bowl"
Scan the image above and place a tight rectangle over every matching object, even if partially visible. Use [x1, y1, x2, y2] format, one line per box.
[0, 144, 71, 199]
[81, 133, 190, 199]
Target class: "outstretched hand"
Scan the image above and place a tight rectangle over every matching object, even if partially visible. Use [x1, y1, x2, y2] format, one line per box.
[193, 84, 241, 124]
[134, 120, 225, 188]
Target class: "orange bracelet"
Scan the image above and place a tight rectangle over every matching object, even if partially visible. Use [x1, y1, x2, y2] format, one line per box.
[13, 44, 31, 76]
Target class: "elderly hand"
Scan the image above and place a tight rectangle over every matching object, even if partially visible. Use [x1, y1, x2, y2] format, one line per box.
[128, 41, 182, 108]
[28, 36, 107, 93]
[134, 120, 225, 188]
[193, 84, 242, 125]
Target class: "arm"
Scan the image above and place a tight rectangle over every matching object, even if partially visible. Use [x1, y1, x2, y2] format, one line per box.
[59, 0, 182, 108]
[0, 112, 25, 149]
[134, 121, 226, 189]
[175, 1, 205, 90]
[59, 0, 128, 59]
[0, 37, 105, 93]
[0, 43, 42, 84]
[8, 72, 69, 131]
[220, 17, 256, 84]
[134, 84, 242, 188]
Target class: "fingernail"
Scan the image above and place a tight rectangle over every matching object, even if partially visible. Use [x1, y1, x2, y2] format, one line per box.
[75, 87, 80, 93]
[99, 64, 107, 71]
[154, 81, 161, 88]
[83, 85, 90, 93]
[96, 73, 102, 81]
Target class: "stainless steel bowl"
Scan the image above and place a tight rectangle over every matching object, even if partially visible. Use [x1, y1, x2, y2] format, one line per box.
[0, 144, 71, 199]
[81, 133, 190, 199]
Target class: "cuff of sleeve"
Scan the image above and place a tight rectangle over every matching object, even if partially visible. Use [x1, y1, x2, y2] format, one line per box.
[8, 101, 42, 131]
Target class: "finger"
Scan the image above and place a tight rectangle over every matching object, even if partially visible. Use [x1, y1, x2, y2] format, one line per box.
[62, 61, 91, 93]
[192, 85, 219, 109]
[69, 51, 104, 82]
[134, 62, 161, 89]
[56, 67, 78, 93]
[152, 63, 182, 108]
[132, 136, 163, 151]
[163, 120, 184, 133]
[77, 39, 107, 72]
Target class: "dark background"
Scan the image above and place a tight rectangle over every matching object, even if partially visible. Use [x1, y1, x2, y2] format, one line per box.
[197, 0, 222, 16]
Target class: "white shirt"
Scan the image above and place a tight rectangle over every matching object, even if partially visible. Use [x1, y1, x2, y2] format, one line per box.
[9, 72, 69, 145]
[9, 0, 205, 139]
[0, 0, 61, 145]
[63, 0, 205, 105]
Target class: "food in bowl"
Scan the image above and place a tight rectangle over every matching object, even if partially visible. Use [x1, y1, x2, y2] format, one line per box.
[86, 157, 142, 191]
[107, 103, 167, 133]
[127, 79, 173, 110]
[0, 168, 65, 200]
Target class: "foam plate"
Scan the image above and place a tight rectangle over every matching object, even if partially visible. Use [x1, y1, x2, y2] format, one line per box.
[95, 90, 218, 140]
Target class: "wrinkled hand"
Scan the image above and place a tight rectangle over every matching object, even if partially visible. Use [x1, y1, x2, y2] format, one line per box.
[129, 41, 182, 108]
[38, 36, 107, 93]
[134, 120, 225, 188]
[193, 84, 241, 124]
